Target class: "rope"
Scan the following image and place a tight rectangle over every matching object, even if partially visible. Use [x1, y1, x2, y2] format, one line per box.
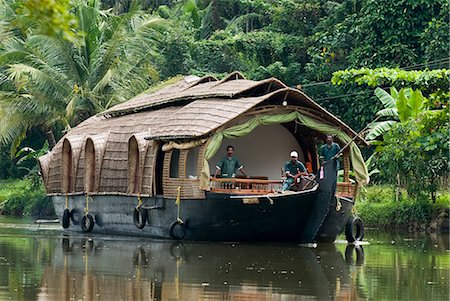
[176, 186, 183, 224]
[336, 198, 342, 211]
[84, 194, 90, 215]
[137, 196, 143, 209]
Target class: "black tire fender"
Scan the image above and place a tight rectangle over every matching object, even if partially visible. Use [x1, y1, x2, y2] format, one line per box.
[62, 209, 70, 229]
[169, 220, 186, 240]
[169, 242, 186, 260]
[345, 244, 365, 265]
[94, 213, 103, 227]
[133, 207, 147, 229]
[70, 208, 81, 225]
[81, 214, 94, 232]
[133, 247, 148, 267]
[345, 216, 364, 243]
[62, 237, 71, 253]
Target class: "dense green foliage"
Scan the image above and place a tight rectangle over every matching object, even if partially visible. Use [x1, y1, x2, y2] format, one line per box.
[0, 0, 165, 153]
[377, 110, 448, 200]
[333, 67, 449, 201]
[356, 185, 449, 228]
[0, 179, 53, 216]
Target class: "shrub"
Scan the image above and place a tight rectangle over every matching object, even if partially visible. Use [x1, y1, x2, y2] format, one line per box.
[0, 179, 54, 217]
[355, 185, 448, 229]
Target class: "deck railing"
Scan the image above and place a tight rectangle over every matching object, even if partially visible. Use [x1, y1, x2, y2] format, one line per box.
[210, 177, 358, 198]
[210, 178, 283, 194]
[336, 182, 358, 199]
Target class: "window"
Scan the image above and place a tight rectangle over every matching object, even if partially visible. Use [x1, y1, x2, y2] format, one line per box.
[128, 137, 140, 193]
[185, 147, 199, 179]
[169, 149, 180, 178]
[85, 139, 95, 193]
[62, 139, 72, 193]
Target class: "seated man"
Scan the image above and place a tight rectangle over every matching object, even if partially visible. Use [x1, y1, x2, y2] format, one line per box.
[282, 151, 308, 191]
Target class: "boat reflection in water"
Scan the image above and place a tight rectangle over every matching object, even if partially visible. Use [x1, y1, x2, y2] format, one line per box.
[38, 236, 364, 301]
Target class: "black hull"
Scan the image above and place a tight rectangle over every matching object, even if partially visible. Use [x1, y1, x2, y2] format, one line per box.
[52, 162, 353, 243]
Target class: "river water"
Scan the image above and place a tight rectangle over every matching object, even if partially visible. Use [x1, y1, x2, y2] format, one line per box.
[0, 216, 448, 301]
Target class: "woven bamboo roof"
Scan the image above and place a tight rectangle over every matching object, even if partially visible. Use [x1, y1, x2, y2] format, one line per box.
[40, 72, 367, 195]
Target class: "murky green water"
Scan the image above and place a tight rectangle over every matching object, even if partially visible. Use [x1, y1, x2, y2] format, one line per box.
[0, 216, 448, 301]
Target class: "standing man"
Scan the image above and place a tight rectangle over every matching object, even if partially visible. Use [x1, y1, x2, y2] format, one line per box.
[214, 145, 248, 178]
[282, 151, 308, 191]
[319, 134, 341, 172]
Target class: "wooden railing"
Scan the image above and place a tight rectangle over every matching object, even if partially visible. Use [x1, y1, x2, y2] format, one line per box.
[336, 181, 358, 199]
[210, 178, 358, 198]
[210, 178, 283, 195]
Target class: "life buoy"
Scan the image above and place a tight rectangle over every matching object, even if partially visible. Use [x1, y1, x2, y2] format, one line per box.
[345, 216, 364, 243]
[81, 214, 95, 232]
[70, 208, 81, 225]
[62, 209, 70, 228]
[169, 220, 186, 240]
[133, 207, 147, 229]
[345, 244, 365, 265]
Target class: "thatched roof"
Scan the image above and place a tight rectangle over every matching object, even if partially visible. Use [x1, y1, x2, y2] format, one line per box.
[40, 72, 367, 195]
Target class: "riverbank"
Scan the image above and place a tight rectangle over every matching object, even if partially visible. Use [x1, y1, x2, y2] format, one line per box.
[355, 185, 449, 233]
[0, 179, 55, 217]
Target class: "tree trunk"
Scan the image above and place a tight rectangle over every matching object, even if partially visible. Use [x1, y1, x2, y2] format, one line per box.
[396, 173, 400, 202]
[44, 128, 57, 150]
[211, 0, 220, 31]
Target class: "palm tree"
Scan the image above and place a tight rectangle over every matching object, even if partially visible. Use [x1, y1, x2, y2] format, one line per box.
[0, 0, 166, 153]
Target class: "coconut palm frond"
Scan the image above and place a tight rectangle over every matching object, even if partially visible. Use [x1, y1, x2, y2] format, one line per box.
[25, 35, 80, 83]
[7, 63, 71, 98]
[92, 68, 112, 94]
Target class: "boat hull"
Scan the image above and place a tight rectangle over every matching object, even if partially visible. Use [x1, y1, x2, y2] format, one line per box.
[52, 190, 353, 243]
[52, 161, 353, 242]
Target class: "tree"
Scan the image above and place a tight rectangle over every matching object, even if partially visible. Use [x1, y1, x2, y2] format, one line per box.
[332, 67, 449, 201]
[0, 0, 166, 153]
[377, 109, 448, 202]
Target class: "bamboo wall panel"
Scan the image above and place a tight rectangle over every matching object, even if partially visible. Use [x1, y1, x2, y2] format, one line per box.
[162, 147, 205, 199]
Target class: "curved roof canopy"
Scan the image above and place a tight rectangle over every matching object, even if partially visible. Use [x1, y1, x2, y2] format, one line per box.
[92, 71, 366, 145]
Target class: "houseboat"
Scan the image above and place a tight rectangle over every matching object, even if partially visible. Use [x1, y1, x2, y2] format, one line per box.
[38, 72, 369, 243]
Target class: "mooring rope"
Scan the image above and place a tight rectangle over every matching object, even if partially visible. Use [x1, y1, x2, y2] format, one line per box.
[176, 186, 183, 223]
[84, 193, 90, 215]
[137, 196, 143, 209]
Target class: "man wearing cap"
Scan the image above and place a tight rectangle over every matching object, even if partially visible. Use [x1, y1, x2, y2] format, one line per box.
[214, 145, 248, 178]
[282, 151, 308, 191]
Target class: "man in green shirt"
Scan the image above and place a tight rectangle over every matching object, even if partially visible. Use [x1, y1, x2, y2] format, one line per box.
[214, 145, 248, 178]
[282, 151, 308, 191]
[319, 134, 341, 173]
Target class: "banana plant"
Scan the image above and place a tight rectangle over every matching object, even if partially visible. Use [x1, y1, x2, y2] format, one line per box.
[366, 87, 427, 141]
